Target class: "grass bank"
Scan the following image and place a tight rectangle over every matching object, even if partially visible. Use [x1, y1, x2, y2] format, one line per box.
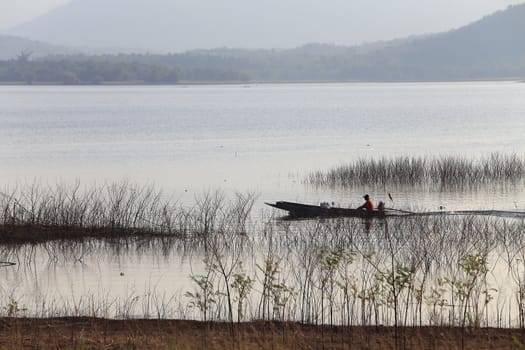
[1, 318, 524, 349]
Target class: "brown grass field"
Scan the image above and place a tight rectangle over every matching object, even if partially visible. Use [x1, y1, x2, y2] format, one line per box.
[1, 318, 525, 349]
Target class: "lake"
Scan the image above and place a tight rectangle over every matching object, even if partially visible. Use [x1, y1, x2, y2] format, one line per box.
[1, 82, 525, 209]
[1, 82, 525, 324]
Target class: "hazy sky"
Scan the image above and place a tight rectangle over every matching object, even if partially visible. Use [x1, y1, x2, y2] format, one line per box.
[0, 0, 69, 30]
[1, 0, 525, 47]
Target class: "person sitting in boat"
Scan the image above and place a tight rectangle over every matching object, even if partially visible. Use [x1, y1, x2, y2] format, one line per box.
[357, 194, 374, 211]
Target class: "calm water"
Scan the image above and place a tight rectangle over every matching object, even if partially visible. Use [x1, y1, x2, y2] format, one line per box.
[1, 82, 525, 322]
[1, 82, 525, 208]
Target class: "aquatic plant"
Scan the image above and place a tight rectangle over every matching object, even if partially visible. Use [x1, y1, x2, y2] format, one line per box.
[0, 181, 257, 243]
[307, 153, 525, 188]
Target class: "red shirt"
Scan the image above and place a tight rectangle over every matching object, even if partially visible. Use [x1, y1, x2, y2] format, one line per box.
[364, 200, 374, 211]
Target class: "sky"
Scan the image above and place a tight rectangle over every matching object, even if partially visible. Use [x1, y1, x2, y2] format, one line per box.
[1, 0, 525, 49]
[0, 0, 70, 30]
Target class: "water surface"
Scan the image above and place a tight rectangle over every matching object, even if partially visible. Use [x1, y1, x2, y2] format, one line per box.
[1, 82, 525, 209]
[1, 82, 525, 323]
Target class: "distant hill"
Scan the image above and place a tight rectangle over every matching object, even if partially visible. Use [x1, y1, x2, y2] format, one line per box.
[3, 3, 525, 82]
[0, 35, 77, 60]
[179, 4, 525, 81]
[4, 0, 355, 52]
[360, 3, 525, 80]
[7, 0, 520, 54]
[48, 3, 525, 82]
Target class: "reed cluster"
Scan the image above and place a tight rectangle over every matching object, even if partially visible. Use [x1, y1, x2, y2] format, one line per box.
[307, 153, 525, 187]
[0, 181, 256, 242]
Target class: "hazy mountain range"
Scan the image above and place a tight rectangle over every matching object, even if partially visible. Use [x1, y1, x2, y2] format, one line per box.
[1, 2, 525, 81]
[9, 0, 512, 53]
[4, 0, 389, 52]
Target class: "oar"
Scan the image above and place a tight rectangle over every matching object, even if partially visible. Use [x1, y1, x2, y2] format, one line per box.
[384, 207, 415, 215]
[384, 192, 414, 214]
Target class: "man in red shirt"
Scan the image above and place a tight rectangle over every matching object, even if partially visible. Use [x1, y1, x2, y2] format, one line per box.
[357, 194, 374, 211]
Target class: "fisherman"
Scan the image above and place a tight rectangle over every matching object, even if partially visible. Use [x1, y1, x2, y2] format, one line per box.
[357, 194, 374, 212]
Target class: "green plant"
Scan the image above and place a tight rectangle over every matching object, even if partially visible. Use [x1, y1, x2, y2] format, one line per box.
[230, 263, 254, 323]
[4, 297, 22, 317]
[185, 258, 221, 322]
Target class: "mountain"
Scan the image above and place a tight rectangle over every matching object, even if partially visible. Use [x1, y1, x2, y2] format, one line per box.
[7, 0, 522, 53]
[3, 3, 525, 82]
[361, 3, 525, 80]
[3, 0, 351, 52]
[59, 3, 525, 81]
[0, 35, 77, 60]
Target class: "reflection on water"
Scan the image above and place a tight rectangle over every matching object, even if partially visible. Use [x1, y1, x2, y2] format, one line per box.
[0, 238, 201, 319]
[1, 214, 525, 327]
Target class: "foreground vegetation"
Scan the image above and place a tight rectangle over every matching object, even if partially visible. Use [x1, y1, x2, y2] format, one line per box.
[2, 195, 525, 328]
[1, 318, 523, 350]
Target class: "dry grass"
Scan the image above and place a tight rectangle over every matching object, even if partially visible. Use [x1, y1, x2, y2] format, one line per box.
[0, 318, 523, 350]
[0, 183, 256, 244]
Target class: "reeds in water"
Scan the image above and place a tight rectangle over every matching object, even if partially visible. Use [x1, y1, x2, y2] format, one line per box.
[0, 181, 256, 242]
[307, 153, 525, 188]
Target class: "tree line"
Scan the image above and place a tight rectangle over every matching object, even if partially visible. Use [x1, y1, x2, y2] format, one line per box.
[0, 58, 180, 84]
[2, 40, 525, 85]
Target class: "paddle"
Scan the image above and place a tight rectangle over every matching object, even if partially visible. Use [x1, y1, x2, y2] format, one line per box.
[385, 207, 415, 215]
[384, 192, 414, 214]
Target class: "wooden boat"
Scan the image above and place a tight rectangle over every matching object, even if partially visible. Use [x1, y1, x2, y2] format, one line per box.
[265, 201, 393, 218]
[266, 201, 525, 219]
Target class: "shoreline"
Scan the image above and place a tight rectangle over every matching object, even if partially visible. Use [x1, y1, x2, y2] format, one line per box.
[0, 78, 522, 86]
[1, 318, 524, 349]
